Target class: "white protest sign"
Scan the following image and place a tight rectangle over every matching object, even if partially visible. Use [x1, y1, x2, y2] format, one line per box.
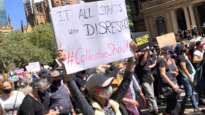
[26, 62, 41, 73]
[51, 0, 133, 74]
[156, 33, 177, 48]
[33, 0, 44, 3]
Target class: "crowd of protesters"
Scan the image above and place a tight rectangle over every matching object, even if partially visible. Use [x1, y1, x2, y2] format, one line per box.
[176, 28, 205, 41]
[0, 30, 205, 115]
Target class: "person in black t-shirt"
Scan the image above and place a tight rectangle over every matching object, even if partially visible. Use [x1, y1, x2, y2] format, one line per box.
[158, 49, 183, 115]
[139, 49, 159, 114]
[18, 79, 59, 115]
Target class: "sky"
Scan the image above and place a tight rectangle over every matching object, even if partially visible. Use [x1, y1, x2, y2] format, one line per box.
[4, 0, 27, 30]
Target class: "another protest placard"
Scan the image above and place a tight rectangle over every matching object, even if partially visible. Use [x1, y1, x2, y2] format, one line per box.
[26, 62, 41, 73]
[133, 33, 150, 49]
[156, 33, 176, 48]
[51, 0, 133, 74]
[34, 0, 44, 3]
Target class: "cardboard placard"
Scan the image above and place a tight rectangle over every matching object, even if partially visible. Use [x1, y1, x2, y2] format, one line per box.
[156, 33, 176, 48]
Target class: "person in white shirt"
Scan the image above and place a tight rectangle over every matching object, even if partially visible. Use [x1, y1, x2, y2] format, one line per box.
[193, 43, 204, 67]
[0, 80, 25, 115]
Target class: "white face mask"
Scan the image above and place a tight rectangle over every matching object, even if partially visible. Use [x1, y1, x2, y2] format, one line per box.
[113, 87, 118, 92]
[98, 86, 113, 99]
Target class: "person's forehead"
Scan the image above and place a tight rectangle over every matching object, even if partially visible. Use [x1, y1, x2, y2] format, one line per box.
[3, 81, 11, 86]
[3, 82, 12, 88]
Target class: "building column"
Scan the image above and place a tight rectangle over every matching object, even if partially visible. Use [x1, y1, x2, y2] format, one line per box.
[166, 13, 172, 33]
[144, 18, 150, 32]
[170, 10, 178, 33]
[183, 6, 191, 30]
[144, 16, 154, 37]
[149, 17, 156, 37]
[188, 5, 197, 28]
[194, 6, 201, 27]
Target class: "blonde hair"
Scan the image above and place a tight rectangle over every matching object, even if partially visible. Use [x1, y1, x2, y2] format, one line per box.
[2, 80, 15, 89]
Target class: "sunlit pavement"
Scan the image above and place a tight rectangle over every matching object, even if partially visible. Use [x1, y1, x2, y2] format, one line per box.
[141, 106, 205, 115]
[184, 106, 205, 115]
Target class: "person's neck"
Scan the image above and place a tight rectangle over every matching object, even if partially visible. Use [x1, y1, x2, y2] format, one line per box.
[96, 97, 108, 108]
[30, 91, 40, 102]
[2, 94, 10, 99]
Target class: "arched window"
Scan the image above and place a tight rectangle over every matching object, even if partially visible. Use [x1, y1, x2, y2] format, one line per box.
[156, 16, 167, 35]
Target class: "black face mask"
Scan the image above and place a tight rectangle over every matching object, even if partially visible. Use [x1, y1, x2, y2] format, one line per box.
[37, 90, 46, 97]
[2, 89, 12, 94]
[52, 79, 61, 87]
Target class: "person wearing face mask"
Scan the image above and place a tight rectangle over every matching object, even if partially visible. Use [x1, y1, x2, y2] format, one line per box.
[0, 80, 25, 115]
[86, 73, 120, 115]
[48, 70, 76, 115]
[85, 58, 135, 115]
[18, 78, 59, 115]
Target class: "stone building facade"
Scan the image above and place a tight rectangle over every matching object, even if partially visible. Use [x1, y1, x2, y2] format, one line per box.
[141, 0, 205, 37]
[24, 0, 78, 26]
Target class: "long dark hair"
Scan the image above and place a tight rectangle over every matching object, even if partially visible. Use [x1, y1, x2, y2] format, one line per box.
[175, 44, 187, 56]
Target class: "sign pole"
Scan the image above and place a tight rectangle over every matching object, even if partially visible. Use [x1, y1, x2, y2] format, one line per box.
[48, 0, 53, 10]
[47, 0, 59, 49]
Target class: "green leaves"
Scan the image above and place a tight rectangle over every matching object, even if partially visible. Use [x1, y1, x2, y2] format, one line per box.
[0, 24, 56, 72]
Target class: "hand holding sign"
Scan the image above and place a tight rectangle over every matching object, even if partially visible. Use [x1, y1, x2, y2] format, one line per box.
[57, 49, 67, 61]
[130, 41, 138, 53]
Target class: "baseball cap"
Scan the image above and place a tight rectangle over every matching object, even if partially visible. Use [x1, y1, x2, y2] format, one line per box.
[86, 73, 114, 90]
